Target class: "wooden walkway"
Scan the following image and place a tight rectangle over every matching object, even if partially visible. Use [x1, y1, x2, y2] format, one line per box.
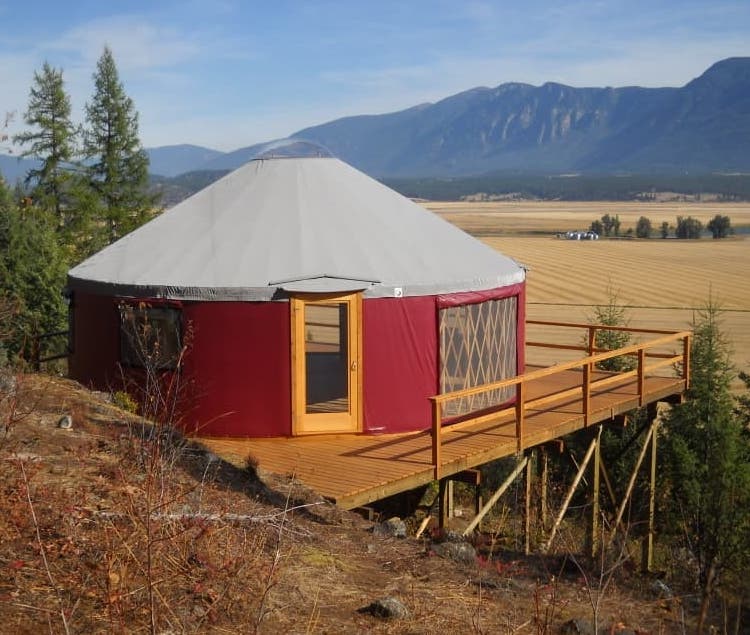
[199, 365, 686, 510]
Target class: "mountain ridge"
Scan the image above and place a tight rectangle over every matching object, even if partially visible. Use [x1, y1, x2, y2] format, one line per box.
[292, 56, 750, 176]
[2, 57, 748, 183]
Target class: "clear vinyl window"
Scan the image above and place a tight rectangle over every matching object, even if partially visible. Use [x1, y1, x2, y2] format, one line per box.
[119, 304, 182, 370]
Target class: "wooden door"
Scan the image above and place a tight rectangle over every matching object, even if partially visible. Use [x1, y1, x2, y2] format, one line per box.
[291, 293, 362, 434]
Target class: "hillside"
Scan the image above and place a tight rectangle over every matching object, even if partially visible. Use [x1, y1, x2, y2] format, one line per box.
[0, 154, 38, 185]
[0, 373, 687, 633]
[146, 144, 224, 178]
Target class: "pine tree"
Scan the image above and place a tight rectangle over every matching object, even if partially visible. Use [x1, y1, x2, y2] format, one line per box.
[13, 62, 77, 228]
[0, 179, 67, 361]
[661, 300, 750, 630]
[83, 47, 157, 244]
[587, 284, 636, 372]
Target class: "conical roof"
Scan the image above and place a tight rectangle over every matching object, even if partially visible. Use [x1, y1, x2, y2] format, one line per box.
[68, 157, 524, 300]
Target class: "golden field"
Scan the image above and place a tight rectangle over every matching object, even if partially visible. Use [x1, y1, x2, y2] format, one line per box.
[427, 201, 750, 377]
[428, 200, 750, 236]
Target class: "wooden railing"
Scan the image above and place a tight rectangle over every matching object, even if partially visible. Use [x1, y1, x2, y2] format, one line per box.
[31, 330, 70, 371]
[429, 322, 692, 479]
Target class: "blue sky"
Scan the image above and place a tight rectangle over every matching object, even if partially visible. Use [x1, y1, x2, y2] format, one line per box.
[1, 0, 748, 151]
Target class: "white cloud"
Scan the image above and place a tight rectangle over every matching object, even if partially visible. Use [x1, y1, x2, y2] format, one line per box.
[46, 15, 201, 71]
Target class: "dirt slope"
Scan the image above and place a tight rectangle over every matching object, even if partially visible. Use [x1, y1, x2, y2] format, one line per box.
[0, 374, 687, 633]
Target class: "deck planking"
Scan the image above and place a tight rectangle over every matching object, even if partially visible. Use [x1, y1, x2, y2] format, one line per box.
[198, 367, 685, 510]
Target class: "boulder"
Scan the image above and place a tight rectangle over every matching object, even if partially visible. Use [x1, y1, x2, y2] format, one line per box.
[358, 596, 410, 620]
[372, 516, 407, 538]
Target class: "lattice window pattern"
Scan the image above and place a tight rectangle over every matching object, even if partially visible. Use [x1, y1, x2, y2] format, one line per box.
[439, 296, 517, 418]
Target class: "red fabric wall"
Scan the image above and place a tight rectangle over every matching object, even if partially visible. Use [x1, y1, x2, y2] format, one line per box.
[70, 282, 525, 438]
[362, 296, 438, 433]
[181, 302, 291, 437]
[69, 292, 291, 437]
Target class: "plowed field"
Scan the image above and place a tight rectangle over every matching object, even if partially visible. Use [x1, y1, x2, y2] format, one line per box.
[428, 201, 750, 376]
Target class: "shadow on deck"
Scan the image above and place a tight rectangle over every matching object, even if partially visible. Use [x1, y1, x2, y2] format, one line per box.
[198, 321, 690, 510]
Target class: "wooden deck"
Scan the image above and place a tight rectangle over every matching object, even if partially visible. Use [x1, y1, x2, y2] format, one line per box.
[199, 321, 689, 510]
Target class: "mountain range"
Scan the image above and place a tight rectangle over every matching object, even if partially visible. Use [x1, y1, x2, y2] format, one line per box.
[2, 57, 749, 183]
[293, 57, 750, 177]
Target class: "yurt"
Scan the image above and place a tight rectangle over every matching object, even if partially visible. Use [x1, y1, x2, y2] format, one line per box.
[67, 154, 526, 437]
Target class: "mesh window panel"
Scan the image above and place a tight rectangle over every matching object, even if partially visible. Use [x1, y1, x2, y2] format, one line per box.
[439, 296, 517, 418]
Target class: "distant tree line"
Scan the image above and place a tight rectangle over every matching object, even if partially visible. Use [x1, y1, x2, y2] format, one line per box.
[149, 170, 750, 209]
[588, 213, 733, 239]
[150, 170, 230, 208]
[1, 48, 156, 362]
[384, 174, 750, 202]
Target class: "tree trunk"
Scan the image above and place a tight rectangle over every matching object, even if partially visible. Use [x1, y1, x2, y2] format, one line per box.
[697, 562, 717, 634]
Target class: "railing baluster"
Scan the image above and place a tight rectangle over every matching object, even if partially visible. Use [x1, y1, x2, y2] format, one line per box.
[432, 399, 442, 480]
[515, 381, 525, 453]
[638, 348, 646, 406]
[582, 362, 591, 426]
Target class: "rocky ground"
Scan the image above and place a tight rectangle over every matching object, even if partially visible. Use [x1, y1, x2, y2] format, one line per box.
[0, 373, 692, 633]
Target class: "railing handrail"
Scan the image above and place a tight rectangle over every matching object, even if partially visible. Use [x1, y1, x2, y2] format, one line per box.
[429, 321, 692, 479]
[36, 329, 69, 340]
[526, 319, 683, 335]
[31, 329, 70, 370]
[432, 328, 691, 406]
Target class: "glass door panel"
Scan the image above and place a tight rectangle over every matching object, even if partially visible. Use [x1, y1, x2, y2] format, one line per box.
[305, 303, 349, 413]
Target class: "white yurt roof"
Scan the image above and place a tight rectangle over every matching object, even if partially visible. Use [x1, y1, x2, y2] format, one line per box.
[68, 156, 525, 300]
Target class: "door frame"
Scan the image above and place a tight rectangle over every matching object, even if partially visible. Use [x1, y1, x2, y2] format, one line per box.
[290, 292, 363, 435]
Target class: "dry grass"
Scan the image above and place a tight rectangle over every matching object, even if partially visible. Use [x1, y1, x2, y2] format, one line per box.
[428, 201, 750, 379]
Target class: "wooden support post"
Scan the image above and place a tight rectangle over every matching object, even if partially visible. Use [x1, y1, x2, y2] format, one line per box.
[438, 478, 454, 529]
[587, 326, 596, 356]
[609, 421, 656, 548]
[598, 458, 636, 562]
[599, 459, 617, 509]
[524, 451, 533, 555]
[683, 334, 691, 388]
[356, 506, 376, 522]
[544, 436, 597, 553]
[643, 420, 658, 573]
[415, 516, 431, 539]
[589, 427, 602, 558]
[538, 447, 549, 533]
[463, 456, 528, 536]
